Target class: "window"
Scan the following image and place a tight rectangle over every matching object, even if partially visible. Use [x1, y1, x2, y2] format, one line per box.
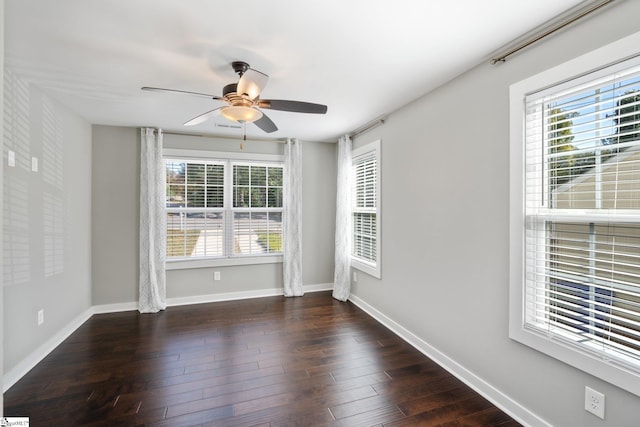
[510, 34, 640, 397]
[164, 151, 284, 267]
[232, 163, 283, 255]
[166, 160, 225, 258]
[351, 140, 381, 278]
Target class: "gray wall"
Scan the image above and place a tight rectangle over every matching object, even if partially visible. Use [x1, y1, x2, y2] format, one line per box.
[91, 127, 336, 305]
[1, 0, 5, 412]
[3, 69, 92, 374]
[349, 2, 640, 426]
[91, 125, 139, 305]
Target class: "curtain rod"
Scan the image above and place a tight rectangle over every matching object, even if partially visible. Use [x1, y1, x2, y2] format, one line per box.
[349, 116, 386, 138]
[490, 0, 616, 65]
[150, 128, 288, 144]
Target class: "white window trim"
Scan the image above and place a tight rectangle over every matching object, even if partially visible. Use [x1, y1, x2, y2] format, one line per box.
[509, 31, 640, 397]
[166, 255, 282, 270]
[351, 139, 381, 279]
[164, 148, 284, 270]
[163, 149, 283, 163]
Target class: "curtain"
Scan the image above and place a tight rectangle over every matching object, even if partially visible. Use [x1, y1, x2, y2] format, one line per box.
[139, 128, 167, 313]
[283, 138, 304, 297]
[333, 135, 352, 301]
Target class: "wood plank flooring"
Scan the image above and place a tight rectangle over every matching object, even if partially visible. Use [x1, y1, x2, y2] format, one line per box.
[4, 291, 521, 426]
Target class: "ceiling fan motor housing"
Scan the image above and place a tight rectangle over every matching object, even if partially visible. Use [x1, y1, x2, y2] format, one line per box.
[223, 83, 253, 107]
[223, 83, 238, 97]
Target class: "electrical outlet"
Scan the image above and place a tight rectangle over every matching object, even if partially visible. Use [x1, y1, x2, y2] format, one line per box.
[37, 309, 44, 326]
[214, 271, 221, 281]
[8, 150, 15, 167]
[585, 386, 605, 419]
[352, 271, 358, 283]
[32, 156, 39, 172]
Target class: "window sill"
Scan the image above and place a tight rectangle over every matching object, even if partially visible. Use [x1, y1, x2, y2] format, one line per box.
[352, 257, 381, 279]
[166, 255, 283, 270]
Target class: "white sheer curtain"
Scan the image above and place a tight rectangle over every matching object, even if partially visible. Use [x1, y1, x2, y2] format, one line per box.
[283, 138, 304, 297]
[139, 128, 167, 313]
[333, 135, 352, 301]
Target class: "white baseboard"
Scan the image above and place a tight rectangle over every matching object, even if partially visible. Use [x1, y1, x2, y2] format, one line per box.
[3, 283, 334, 393]
[92, 301, 138, 314]
[3, 307, 94, 392]
[167, 288, 283, 307]
[91, 283, 334, 312]
[167, 283, 333, 307]
[302, 282, 334, 293]
[348, 294, 548, 427]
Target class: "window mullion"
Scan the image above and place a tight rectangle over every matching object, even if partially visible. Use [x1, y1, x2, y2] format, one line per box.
[224, 159, 233, 258]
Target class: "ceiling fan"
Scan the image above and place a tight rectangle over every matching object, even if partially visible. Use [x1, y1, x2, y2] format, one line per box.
[142, 61, 327, 133]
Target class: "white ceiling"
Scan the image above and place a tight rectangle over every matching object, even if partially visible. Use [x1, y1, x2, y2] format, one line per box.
[6, 0, 585, 141]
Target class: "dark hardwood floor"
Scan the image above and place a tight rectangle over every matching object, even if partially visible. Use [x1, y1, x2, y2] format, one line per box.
[4, 291, 521, 426]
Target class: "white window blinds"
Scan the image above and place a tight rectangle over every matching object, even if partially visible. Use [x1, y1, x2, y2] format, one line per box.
[352, 150, 377, 265]
[232, 163, 283, 256]
[524, 58, 640, 370]
[165, 160, 225, 258]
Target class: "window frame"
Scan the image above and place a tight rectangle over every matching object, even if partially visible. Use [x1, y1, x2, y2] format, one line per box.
[163, 149, 284, 270]
[509, 31, 640, 397]
[351, 139, 381, 278]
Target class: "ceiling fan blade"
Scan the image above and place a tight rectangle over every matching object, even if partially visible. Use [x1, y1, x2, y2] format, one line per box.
[253, 112, 278, 133]
[183, 108, 222, 126]
[237, 69, 269, 100]
[142, 86, 224, 100]
[258, 99, 327, 114]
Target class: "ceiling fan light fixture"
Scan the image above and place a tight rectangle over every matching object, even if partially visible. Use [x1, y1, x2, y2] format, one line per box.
[220, 105, 263, 123]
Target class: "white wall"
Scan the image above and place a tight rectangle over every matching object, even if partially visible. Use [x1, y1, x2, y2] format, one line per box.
[350, 2, 640, 426]
[91, 127, 336, 306]
[3, 69, 92, 376]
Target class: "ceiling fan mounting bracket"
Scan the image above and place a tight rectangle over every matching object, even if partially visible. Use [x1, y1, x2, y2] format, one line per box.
[231, 61, 250, 76]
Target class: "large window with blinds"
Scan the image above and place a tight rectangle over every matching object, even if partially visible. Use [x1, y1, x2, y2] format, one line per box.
[511, 45, 640, 396]
[351, 140, 381, 278]
[165, 154, 284, 265]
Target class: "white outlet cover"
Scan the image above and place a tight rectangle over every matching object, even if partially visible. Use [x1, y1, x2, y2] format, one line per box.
[585, 386, 605, 419]
[8, 150, 15, 167]
[32, 157, 38, 172]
